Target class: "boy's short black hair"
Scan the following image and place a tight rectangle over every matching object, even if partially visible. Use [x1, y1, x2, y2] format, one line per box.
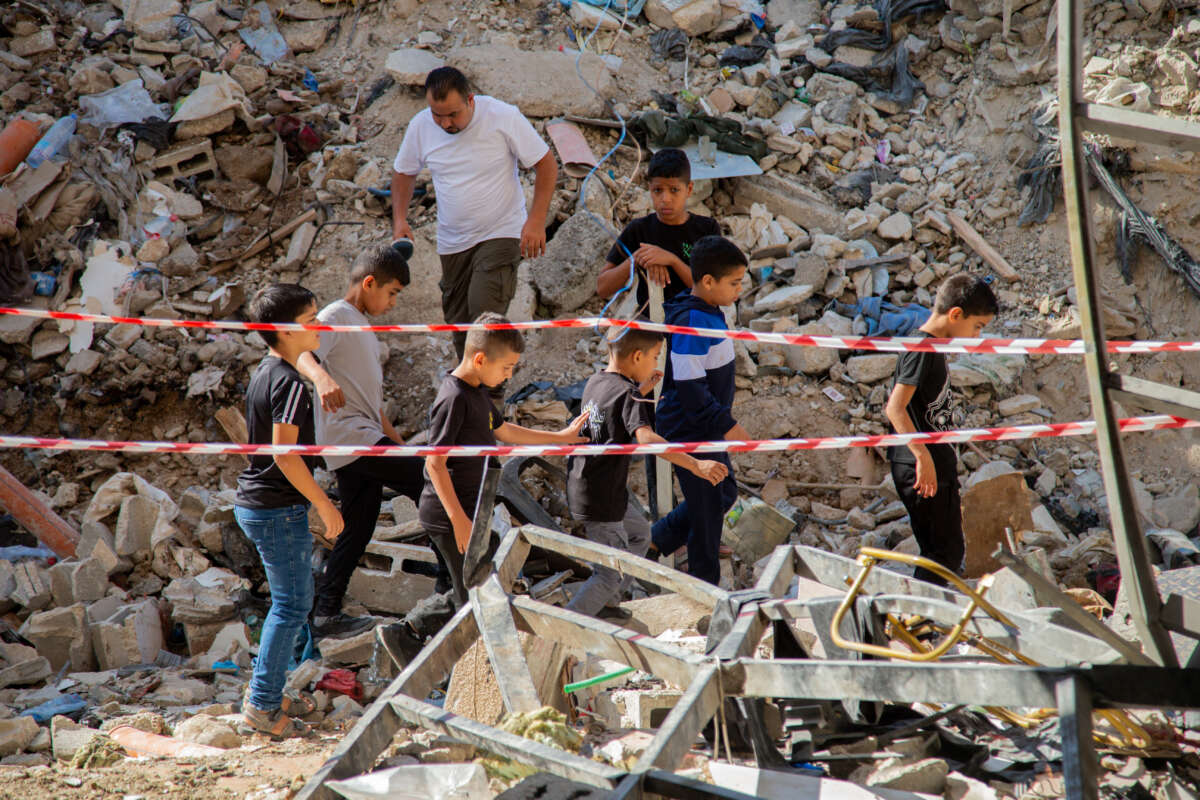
[425, 67, 471, 101]
[646, 148, 690, 183]
[464, 311, 525, 359]
[350, 245, 410, 287]
[689, 235, 747, 284]
[608, 328, 665, 359]
[248, 283, 316, 347]
[934, 274, 999, 318]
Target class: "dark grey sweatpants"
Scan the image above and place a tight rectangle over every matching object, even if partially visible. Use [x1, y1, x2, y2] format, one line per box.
[566, 501, 652, 616]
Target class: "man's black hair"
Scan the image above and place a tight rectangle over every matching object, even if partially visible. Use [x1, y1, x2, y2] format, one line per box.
[934, 274, 999, 318]
[248, 283, 316, 347]
[350, 244, 410, 287]
[464, 311, 525, 359]
[689, 235, 747, 284]
[646, 148, 691, 183]
[608, 328, 665, 359]
[425, 67, 471, 102]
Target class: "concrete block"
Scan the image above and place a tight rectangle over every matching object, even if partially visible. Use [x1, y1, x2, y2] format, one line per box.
[11, 561, 51, 611]
[50, 716, 101, 762]
[998, 393, 1041, 417]
[0, 716, 39, 757]
[48, 559, 109, 607]
[731, 173, 844, 236]
[115, 494, 157, 558]
[318, 629, 376, 666]
[173, 715, 241, 748]
[0, 643, 51, 689]
[22, 605, 94, 672]
[181, 620, 226, 656]
[162, 574, 238, 623]
[612, 688, 683, 729]
[78, 521, 129, 576]
[345, 541, 438, 616]
[93, 599, 162, 670]
[0, 560, 15, 612]
[85, 594, 126, 626]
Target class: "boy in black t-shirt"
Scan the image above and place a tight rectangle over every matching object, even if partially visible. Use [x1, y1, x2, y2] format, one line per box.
[235, 284, 344, 739]
[377, 312, 588, 667]
[566, 329, 728, 617]
[884, 274, 998, 585]
[596, 148, 721, 314]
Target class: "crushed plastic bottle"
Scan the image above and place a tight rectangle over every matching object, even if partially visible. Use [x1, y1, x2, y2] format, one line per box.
[25, 113, 76, 168]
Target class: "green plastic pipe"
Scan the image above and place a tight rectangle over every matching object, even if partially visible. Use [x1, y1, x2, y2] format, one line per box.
[562, 665, 635, 695]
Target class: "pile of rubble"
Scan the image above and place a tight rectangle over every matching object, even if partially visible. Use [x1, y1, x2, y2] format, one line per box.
[0, 469, 410, 769]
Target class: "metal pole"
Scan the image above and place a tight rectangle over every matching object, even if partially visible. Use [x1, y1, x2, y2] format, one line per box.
[1056, 0, 1177, 665]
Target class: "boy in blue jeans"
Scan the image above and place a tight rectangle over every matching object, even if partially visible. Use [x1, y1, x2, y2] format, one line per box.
[235, 284, 343, 738]
[649, 236, 750, 585]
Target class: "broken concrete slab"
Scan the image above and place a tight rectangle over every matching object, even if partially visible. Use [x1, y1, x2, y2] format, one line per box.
[0, 642, 51, 689]
[22, 605, 95, 672]
[12, 561, 52, 611]
[644, 0, 721, 35]
[446, 45, 616, 117]
[162, 573, 239, 623]
[50, 716, 101, 762]
[115, 494, 157, 558]
[0, 716, 39, 757]
[318, 629, 376, 667]
[845, 354, 899, 383]
[527, 211, 612, 313]
[345, 541, 438, 615]
[961, 470, 1035, 577]
[78, 521, 128, 576]
[148, 675, 215, 706]
[48, 558, 109, 607]
[731, 173, 844, 236]
[385, 48, 446, 85]
[93, 599, 163, 670]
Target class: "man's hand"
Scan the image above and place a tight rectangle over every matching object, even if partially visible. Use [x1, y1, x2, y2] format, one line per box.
[913, 450, 938, 498]
[634, 244, 678, 287]
[316, 500, 344, 541]
[452, 514, 473, 554]
[394, 218, 414, 241]
[313, 371, 346, 413]
[638, 369, 663, 396]
[520, 217, 547, 258]
[692, 459, 729, 486]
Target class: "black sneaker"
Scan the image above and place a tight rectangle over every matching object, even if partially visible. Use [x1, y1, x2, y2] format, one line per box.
[311, 613, 376, 639]
[375, 622, 425, 669]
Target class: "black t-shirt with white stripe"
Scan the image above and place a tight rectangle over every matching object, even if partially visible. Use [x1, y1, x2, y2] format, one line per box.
[236, 356, 318, 508]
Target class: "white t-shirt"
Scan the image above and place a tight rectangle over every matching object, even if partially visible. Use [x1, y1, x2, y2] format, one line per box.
[313, 299, 387, 470]
[393, 95, 550, 255]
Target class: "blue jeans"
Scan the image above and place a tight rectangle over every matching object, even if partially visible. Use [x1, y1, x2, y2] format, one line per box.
[234, 503, 314, 711]
[651, 454, 737, 585]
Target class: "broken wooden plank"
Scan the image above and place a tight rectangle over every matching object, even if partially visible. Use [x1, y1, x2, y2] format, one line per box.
[213, 406, 250, 469]
[213, 207, 318, 272]
[470, 575, 542, 715]
[946, 211, 1020, 282]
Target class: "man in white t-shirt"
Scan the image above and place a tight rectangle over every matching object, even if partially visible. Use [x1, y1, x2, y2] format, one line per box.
[391, 66, 558, 358]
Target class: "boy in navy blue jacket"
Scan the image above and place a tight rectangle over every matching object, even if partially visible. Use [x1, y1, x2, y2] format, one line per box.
[649, 236, 749, 585]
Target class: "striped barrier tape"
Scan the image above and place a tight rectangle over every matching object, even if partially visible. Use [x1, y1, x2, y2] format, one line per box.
[1, 415, 1195, 458]
[4, 305, 1199, 355]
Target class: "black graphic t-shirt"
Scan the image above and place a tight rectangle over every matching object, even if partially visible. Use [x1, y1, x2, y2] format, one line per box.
[606, 213, 721, 313]
[418, 374, 503, 534]
[567, 371, 655, 522]
[237, 357, 318, 509]
[888, 333, 957, 479]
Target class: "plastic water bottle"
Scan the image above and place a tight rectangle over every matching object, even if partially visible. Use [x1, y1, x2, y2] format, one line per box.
[25, 113, 77, 168]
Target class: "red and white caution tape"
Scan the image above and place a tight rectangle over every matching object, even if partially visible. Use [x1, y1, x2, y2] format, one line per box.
[5, 305, 1200, 355]
[1, 415, 1195, 458]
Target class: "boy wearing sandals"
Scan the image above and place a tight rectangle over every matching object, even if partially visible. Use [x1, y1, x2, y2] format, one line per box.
[234, 284, 344, 738]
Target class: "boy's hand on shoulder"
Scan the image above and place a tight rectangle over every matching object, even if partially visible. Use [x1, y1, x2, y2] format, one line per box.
[692, 459, 729, 486]
[559, 410, 590, 443]
[313, 372, 346, 413]
[638, 370, 663, 396]
[914, 450, 938, 498]
[316, 500, 344, 541]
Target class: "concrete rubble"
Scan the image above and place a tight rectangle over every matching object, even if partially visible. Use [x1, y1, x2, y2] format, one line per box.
[2, 0, 1200, 795]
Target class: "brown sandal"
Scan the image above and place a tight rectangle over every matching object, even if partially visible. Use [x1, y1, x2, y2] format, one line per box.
[242, 703, 308, 739]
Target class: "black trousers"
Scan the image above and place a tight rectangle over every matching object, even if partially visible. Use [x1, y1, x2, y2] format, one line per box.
[313, 438, 424, 617]
[402, 527, 498, 639]
[890, 459, 964, 587]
